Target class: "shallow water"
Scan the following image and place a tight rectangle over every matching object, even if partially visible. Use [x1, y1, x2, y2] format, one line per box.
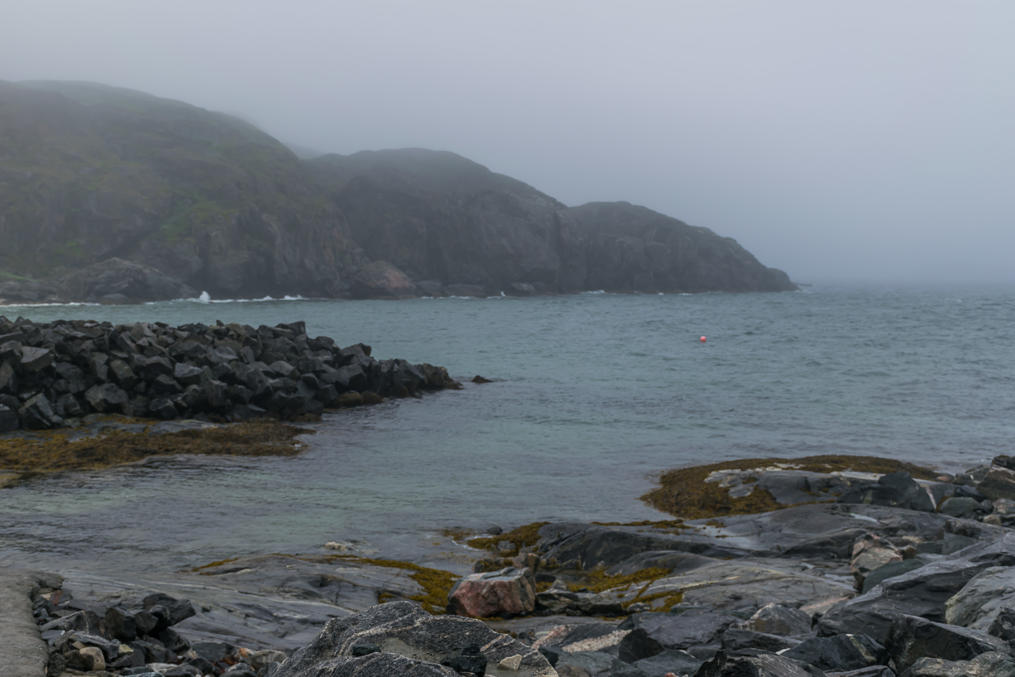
[2, 285, 1014, 575]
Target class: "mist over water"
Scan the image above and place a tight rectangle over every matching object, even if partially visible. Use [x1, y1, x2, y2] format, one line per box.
[1, 285, 1013, 576]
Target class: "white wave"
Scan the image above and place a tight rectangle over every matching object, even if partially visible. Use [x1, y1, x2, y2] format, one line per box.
[0, 301, 101, 308]
[581, 289, 607, 295]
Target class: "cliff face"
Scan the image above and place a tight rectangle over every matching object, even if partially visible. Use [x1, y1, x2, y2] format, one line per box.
[0, 80, 794, 301]
[310, 149, 795, 295]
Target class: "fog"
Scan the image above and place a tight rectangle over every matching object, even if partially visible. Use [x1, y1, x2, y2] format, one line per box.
[4, 1, 1013, 285]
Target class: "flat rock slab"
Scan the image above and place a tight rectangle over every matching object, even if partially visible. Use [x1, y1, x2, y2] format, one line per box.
[0, 570, 50, 677]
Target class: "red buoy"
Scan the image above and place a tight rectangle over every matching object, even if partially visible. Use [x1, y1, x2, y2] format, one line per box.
[699, 336, 707, 343]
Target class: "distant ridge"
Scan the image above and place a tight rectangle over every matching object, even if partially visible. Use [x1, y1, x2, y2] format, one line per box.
[0, 80, 794, 303]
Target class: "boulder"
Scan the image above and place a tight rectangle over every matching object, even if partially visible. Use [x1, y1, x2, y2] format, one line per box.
[447, 567, 536, 618]
[943, 565, 1015, 632]
[18, 393, 63, 429]
[0, 403, 18, 432]
[84, 383, 129, 413]
[741, 603, 813, 637]
[782, 634, 885, 672]
[903, 651, 1015, 677]
[884, 614, 1008, 672]
[838, 472, 935, 512]
[271, 601, 555, 677]
[850, 533, 903, 590]
[694, 650, 826, 676]
[617, 608, 739, 662]
[19, 345, 53, 372]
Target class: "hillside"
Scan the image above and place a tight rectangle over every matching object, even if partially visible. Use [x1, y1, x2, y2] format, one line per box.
[0, 81, 794, 302]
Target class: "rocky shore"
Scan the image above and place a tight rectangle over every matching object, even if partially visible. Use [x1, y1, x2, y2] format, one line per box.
[0, 317, 459, 433]
[15, 453, 1015, 676]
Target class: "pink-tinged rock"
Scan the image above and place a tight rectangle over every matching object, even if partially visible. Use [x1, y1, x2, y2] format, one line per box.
[448, 567, 535, 618]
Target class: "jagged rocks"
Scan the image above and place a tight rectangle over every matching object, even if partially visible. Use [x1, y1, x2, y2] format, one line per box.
[272, 600, 556, 677]
[0, 316, 459, 430]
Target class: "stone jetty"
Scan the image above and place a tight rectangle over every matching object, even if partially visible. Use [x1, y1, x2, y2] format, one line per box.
[0, 316, 459, 431]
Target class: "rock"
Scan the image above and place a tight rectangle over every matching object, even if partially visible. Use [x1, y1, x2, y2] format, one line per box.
[819, 531, 1015, 642]
[0, 403, 18, 432]
[447, 567, 536, 618]
[617, 609, 738, 662]
[943, 565, 1015, 632]
[976, 465, 1015, 501]
[631, 649, 703, 676]
[104, 605, 137, 641]
[18, 393, 63, 429]
[937, 496, 983, 519]
[741, 603, 813, 637]
[903, 651, 1015, 677]
[272, 601, 555, 676]
[553, 650, 643, 676]
[18, 345, 53, 372]
[720, 628, 801, 656]
[884, 614, 1008, 672]
[850, 534, 903, 590]
[838, 472, 935, 512]
[694, 650, 826, 676]
[84, 382, 129, 413]
[782, 634, 885, 672]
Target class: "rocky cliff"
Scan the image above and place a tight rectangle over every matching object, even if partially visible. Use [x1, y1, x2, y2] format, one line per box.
[0, 80, 794, 301]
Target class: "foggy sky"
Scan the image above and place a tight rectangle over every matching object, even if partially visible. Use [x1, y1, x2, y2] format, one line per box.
[4, 1, 1013, 285]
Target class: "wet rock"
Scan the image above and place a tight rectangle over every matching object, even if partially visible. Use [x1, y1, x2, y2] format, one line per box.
[943, 565, 1015, 632]
[84, 382, 129, 413]
[976, 465, 1015, 501]
[838, 472, 935, 512]
[448, 567, 536, 618]
[273, 600, 555, 677]
[694, 650, 826, 676]
[19, 345, 53, 372]
[617, 608, 738, 662]
[741, 603, 813, 637]
[903, 651, 1015, 676]
[885, 614, 1008, 672]
[850, 534, 903, 590]
[18, 392, 63, 429]
[0, 403, 18, 431]
[782, 634, 885, 672]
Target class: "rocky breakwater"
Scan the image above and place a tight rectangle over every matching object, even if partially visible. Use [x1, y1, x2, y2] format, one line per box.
[0, 316, 459, 432]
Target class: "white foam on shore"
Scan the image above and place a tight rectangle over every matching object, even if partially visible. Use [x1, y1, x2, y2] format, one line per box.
[150, 293, 311, 305]
[0, 301, 100, 309]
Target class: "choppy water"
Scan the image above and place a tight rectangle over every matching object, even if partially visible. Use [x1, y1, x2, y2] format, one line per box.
[2, 284, 1014, 575]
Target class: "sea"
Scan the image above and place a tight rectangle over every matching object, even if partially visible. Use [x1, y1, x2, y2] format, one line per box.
[1, 284, 1014, 577]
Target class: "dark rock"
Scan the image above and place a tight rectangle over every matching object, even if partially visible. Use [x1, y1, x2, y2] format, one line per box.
[142, 593, 196, 626]
[838, 472, 935, 512]
[618, 609, 738, 662]
[148, 397, 178, 419]
[742, 603, 813, 637]
[0, 359, 16, 392]
[18, 393, 63, 429]
[108, 358, 138, 388]
[782, 634, 885, 671]
[84, 383, 129, 413]
[721, 628, 801, 656]
[173, 361, 204, 386]
[861, 559, 927, 594]
[18, 345, 53, 372]
[938, 496, 983, 519]
[553, 649, 645, 676]
[903, 651, 1015, 676]
[272, 600, 555, 676]
[632, 649, 703, 676]
[54, 393, 85, 418]
[0, 403, 18, 432]
[150, 374, 182, 395]
[39, 609, 103, 635]
[441, 643, 488, 675]
[104, 605, 137, 642]
[976, 466, 1015, 501]
[885, 614, 1008, 672]
[694, 650, 826, 676]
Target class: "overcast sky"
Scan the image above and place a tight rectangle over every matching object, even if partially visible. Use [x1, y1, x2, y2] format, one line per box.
[3, 1, 1013, 285]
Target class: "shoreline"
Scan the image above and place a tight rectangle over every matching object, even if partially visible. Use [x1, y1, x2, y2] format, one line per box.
[10, 452, 1015, 675]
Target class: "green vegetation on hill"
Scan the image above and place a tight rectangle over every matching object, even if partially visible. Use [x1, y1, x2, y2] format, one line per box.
[0, 80, 794, 301]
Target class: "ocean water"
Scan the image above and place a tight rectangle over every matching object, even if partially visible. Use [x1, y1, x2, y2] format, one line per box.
[1, 284, 1014, 575]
